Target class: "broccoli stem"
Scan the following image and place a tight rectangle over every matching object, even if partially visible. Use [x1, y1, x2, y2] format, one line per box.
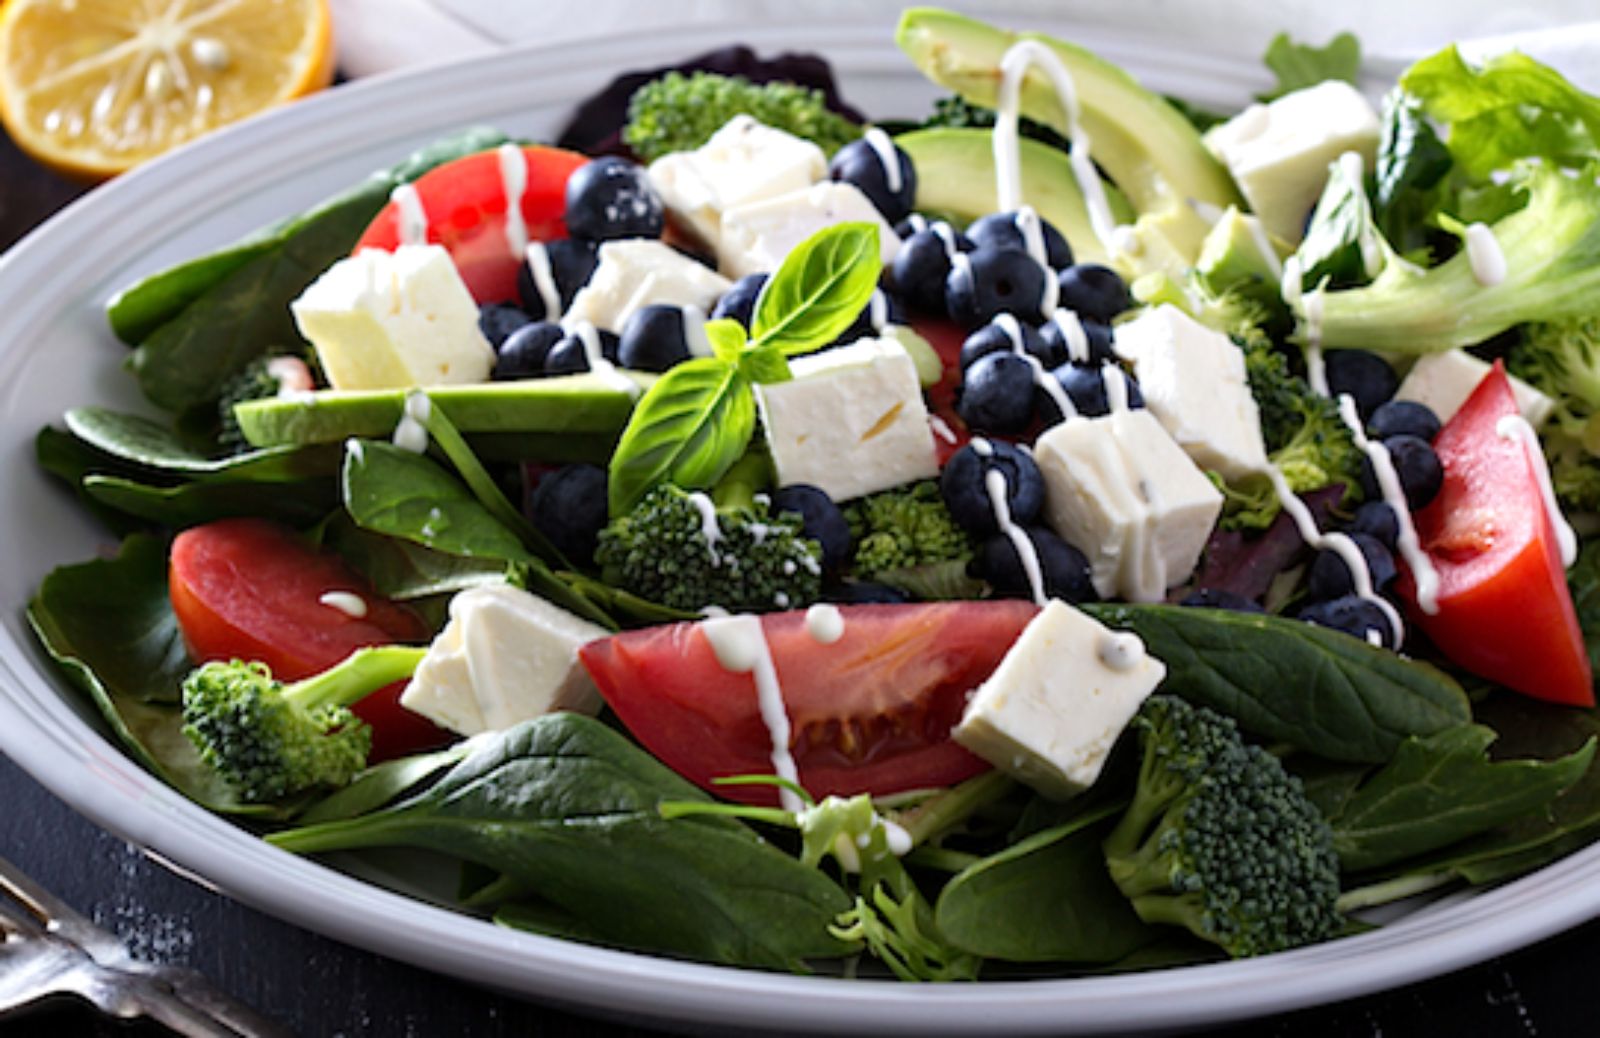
[710, 449, 774, 512]
[265, 809, 419, 855]
[1334, 871, 1456, 914]
[285, 645, 428, 712]
[900, 846, 983, 874]
[893, 770, 1017, 848]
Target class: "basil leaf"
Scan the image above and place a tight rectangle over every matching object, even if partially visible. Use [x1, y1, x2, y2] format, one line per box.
[739, 343, 793, 385]
[751, 222, 882, 356]
[1259, 32, 1361, 102]
[606, 357, 754, 516]
[1082, 604, 1472, 762]
[705, 318, 746, 363]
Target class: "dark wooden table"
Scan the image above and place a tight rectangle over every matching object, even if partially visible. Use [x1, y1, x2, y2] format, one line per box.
[3, 115, 1597, 1038]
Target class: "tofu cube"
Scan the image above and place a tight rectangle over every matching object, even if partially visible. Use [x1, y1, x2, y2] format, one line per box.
[1035, 409, 1223, 602]
[955, 600, 1166, 801]
[754, 337, 939, 502]
[1114, 304, 1269, 481]
[647, 114, 828, 251]
[400, 584, 611, 736]
[1205, 80, 1380, 245]
[290, 245, 495, 391]
[718, 181, 902, 280]
[1396, 350, 1555, 428]
[563, 239, 731, 333]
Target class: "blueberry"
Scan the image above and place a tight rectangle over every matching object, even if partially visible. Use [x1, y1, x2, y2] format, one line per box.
[1180, 588, 1264, 613]
[1299, 594, 1398, 649]
[618, 304, 692, 372]
[975, 526, 1095, 603]
[479, 303, 534, 348]
[1367, 399, 1441, 443]
[827, 581, 911, 605]
[890, 226, 972, 315]
[1349, 500, 1400, 550]
[769, 484, 851, 571]
[1055, 264, 1131, 324]
[492, 321, 564, 380]
[834, 289, 905, 347]
[1308, 532, 1397, 601]
[711, 273, 769, 327]
[1360, 434, 1443, 510]
[528, 464, 608, 567]
[518, 238, 599, 320]
[563, 157, 664, 242]
[959, 319, 1050, 371]
[957, 351, 1038, 434]
[1325, 350, 1399, 421]
[965, 211, 1073, 270]
[829, 135, 918, 225]
[1041, 363, 1145, 423]
[544, 327, 620, 375]
[1038, 313, 1116, 367]
[946, 247, 1050, 327]
[940, 440, 1045, 536]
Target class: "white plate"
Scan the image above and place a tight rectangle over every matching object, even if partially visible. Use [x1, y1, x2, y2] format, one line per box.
[4, 16, 1600, 1036]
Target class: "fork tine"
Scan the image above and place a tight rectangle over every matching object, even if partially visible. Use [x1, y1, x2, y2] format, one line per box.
[0, 854, 118, 955]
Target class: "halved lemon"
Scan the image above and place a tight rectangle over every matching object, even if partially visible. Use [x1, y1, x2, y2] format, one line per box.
[0, 0, 334, 180]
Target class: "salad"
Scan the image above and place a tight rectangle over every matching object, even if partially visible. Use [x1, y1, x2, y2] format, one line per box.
[24, 6, 1600, 982]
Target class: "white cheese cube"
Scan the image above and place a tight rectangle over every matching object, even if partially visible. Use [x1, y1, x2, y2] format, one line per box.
[754, 337, 938, 502]
[1035, 409, 1223, 603]
[563, 239, 731, 333]
[1204, 81, 1380, 245]
[647, 115, 828, 250]
[290, 245, 495, 391]
[718, 182, 902, 280]
[1395, 350, 1555, 428]
[1114, 304, 1269, 481]
[400, 585, 610, 736]
[955, 601, 1165, 801]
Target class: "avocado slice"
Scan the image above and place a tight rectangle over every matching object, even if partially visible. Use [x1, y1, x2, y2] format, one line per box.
[235, 372, 653, 450]
[896, 8, 1240, 225]
[894, 128, 1133, 266]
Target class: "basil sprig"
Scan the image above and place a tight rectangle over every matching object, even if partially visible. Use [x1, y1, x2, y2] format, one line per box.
[607, 222, 882, 516]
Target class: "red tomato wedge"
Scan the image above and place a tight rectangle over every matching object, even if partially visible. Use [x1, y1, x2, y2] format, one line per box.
[169, 518, 448, 760]
[911, 317, 973, 466]
[353, 144, 588, 305]
[579, 601, 1040, 805]
[1399, 363, 1593, 706]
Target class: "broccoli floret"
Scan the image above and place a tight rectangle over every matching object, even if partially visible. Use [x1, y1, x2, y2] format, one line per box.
[623, 71, 861, 163]
[181, 646, 425, 803]
[595, 482, 823, 614]
[1102, 696, 1343, 958]
[919, 94, 1071, 151]
[844, 481, 973, 581]
[216, 353, 313, 454]
[1508, 317, 1600, 514]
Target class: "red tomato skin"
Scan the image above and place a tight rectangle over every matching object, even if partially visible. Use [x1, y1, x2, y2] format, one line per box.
[169, 518, 449, 759]
[354, 145, 588, 305]
[579, 601, 1040, 805]
[1399, 363, 1593, 706]
[911, 317, 972, 466]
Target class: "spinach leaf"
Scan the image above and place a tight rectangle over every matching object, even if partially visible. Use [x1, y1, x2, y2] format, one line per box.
[1330, 725, 1594, 872]
[1285, 755, 1370, 821]
[1374, 90, 1454, 259]
[935, 807, 1152, 964]
[26, 536, 293, 818]
[1258, 32, 1361, 102]
[267, 713, 857, 971]
[120, 126, 510, 412]
[1082, 604, 1471, 762]
[83, 474, 336, 528]
[751, 221, 882, 356]
[296, 744, 472, 825]
[64, 407, 338, 483]
[322, 518, 513, 601]
[36, 427, 147, 536]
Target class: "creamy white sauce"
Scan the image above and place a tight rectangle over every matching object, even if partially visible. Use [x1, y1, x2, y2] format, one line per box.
[681, 303, 713, 358]
[868, 290, 889, 334]
[929, 414, 959, 444]
[1497, 414, 1579, 567]
[930, 220, 962, 258]
[1101, 366, 1130, 413]
[1281, 254, 1329, 393]
[392, 394, 430, 454]
[1014, 205, 1060, 314]
[265, 355, 314, 396]
[700, 615, 803, 814]
[971, 436, 994, 458]
[319, 591, 369, 619]
[685, 491, 723, 563]
[994, 313, 1074, 420]
[1466, 222, 1508, 287]
[1049, 308, 1092, 364]
[862, 127, 903, 194]
[1097, 630, 1146, 671]
[882, 819, 913, 857]
[985, 466, 1047, 606]
[565, 319, 639, 395]
[905, 214, 929, 235]
[523, 242, 561, 319]
[497, 143, 530, 260]
[1337, 394, 1440, 615]
[804, 603, 846, 644]
[390, 182, 428, 247]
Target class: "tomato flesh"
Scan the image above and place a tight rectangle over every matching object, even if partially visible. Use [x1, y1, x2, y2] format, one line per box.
[911, 317, 973, 466]
[169, 518, 447, 760]
[1400, 363, 1593, 706]
[579, 601, 1040, 805]
[354, 145, 588, 305]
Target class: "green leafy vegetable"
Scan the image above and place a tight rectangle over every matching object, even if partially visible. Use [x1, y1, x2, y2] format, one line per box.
[1373, 91, 1454, 258]
[1295, 145, 1383, 290]
[751, 222, 883, 355]
[63, 407, 338, 483]
[82, 474, 335, 529]
[296, 744, 474, 825]
[320, 517, 513, 602]
[1259, 31, 1362, 101]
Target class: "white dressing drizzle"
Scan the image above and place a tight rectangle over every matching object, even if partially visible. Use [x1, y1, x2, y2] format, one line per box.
[1097, 630, 1146, 672]
[392, 391, 431, 454]
[1337, 394, 1440, 614]
[564, 319, 640, 396]
[862, 127, 903, 194]
[1466, 222, 1508, 287]
[319, 591, 369, 619]
[496, 143, 530, 260]
[971, 437, 994, 458]
[523, 242, 561, 319]
[1014, 205, 1060, 314]
[994, 313, 1074, 420]
[984, 464, 1047, 606]
[929, 414, 959, 444]
[1497, 414, 1579, 567]
[389, 182, 428, 246]
[1337, 152, 1384, 279]
[700, 615, 803, 814]
[930, 220, 962, 258]
[685, 491, 723, 563]
[1049, 308, 1092, 364]
[804, 603, 846, 644]
[1281, 254, 1330, 394]
[1101, 366, 1130, 413]
[905, 214, 929, 235]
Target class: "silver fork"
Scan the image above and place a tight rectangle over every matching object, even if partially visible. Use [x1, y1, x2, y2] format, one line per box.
[0, 853, 291, 1037]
